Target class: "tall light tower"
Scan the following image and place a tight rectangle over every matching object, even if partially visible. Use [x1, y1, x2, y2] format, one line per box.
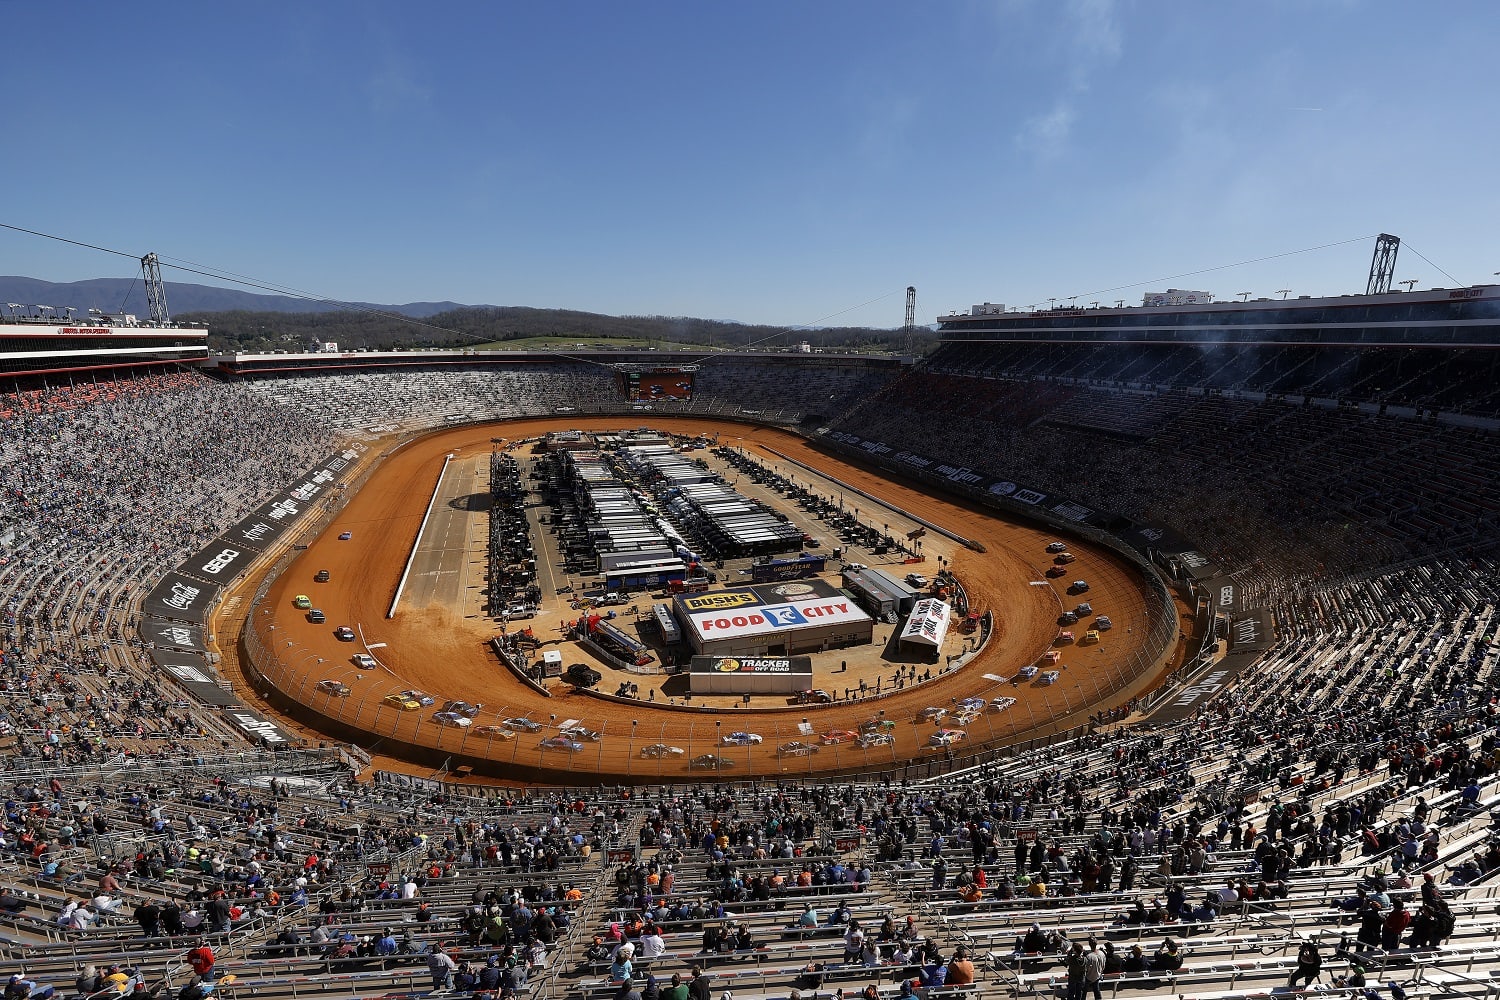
[141, 252, 171, 324]
[903, 286, 916, 357]
[1366, 233, 1401, 295]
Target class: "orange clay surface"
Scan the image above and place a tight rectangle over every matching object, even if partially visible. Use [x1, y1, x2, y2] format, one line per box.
[241, 417, 1165, 781]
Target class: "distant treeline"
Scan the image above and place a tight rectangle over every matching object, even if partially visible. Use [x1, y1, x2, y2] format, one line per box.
[185, 306, 934, 355]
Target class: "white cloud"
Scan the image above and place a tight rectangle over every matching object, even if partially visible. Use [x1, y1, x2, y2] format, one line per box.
[367, 58, 432, 116]
[1011, 0, 1122, 159]
[1068, 0, 1122, 64]
[1015, 101, 1076, 159]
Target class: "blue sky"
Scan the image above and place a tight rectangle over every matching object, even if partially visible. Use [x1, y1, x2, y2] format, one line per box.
[2, 0, 1496, 327]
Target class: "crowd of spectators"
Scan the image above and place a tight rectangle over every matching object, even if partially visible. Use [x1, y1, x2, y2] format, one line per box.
[828, 367, 1500, 631]
[0, 354, 1497, 999]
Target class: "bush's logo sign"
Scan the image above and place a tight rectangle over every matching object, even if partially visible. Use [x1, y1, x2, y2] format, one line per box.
[199, 548, 240, 576]
[165, 581, 202, 611]
[683, 591, 759, 611]
[990, 481, 1018, 496]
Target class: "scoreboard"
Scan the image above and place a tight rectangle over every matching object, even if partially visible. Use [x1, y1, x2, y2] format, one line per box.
[625, 367, 695, 402]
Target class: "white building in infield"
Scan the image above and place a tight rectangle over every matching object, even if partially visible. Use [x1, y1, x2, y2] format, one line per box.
[672, 577, 874, 657]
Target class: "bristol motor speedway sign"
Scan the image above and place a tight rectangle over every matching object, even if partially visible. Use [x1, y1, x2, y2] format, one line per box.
[686, 596, 871, 641]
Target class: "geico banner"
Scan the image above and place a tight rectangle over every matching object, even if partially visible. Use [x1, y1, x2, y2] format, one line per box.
[142, 572, 219, 625]
[1204, 576, 1242, 616]
[688, 597, 870, 640]
[181, 540, 257, 584]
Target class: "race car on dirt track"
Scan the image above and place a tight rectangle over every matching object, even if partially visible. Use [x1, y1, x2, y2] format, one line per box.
[503, 717, 543, 733]
[381, 693, 421, 711]
[929, 729, 967, 748]
[640, 744, 684, 759]
[431, 711, 472, 728]
[540, 736, 584, 753]
[316, 680, 350, 697]
[820, 729, 857, 745]
[690, 754, 734, 770]
[778, 741, 819, 757]
[857, 732, 894, 749]
[720, 731, 762, 746]
[472, 725, 515, 739]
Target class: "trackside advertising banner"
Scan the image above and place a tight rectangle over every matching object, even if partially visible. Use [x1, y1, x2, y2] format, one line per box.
[140, 615, 209, 652]
[224, 513, 284, 553]
[142, 572, 218, 625]
[690, 655, 813, 675]
[180, 541, 259, 585]
[820, 430, 1107, 527]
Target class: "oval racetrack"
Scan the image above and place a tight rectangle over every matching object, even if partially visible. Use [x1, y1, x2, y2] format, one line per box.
[243, 417, 1169, 782]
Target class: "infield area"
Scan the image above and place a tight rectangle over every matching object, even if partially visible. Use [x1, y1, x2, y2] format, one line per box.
[231, 417, 1178, 782]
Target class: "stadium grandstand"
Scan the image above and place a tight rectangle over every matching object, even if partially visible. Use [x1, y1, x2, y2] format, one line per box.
[2, 265, 1500, 1000]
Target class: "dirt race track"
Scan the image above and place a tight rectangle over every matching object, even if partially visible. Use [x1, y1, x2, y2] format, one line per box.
[232, 417, 1175, 783]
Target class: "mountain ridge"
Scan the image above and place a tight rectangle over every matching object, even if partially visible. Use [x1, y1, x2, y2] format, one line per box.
[0, 276, 471, 319]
